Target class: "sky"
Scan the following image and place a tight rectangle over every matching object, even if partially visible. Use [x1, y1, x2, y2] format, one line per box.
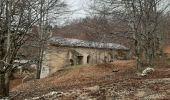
[54, 0, 90, 26]
[65, 0, 89, 19]
[65, 0, 170, 18]
[61, 0, 170, 26]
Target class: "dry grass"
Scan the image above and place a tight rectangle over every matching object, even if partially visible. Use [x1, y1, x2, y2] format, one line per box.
[111, 60, 135, 69]
[10, 60, 170, 99]
[10, 79, 22, 89]
[11, 61, 135, 92]
[162, 45, 170, 53]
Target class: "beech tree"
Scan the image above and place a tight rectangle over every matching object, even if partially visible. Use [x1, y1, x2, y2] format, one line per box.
[35, 0, 68, 79]
[90, 0, 170, 70]
[0, 0, 68, 98]
[0, 0, 35, 97]
[123, 0, 170, 69]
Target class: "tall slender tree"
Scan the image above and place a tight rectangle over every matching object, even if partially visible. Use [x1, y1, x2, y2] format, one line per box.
[123, 0, 170, 69]
[35, 0, 68, 79]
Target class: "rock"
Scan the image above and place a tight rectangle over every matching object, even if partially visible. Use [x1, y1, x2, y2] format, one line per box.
[141, 67, 155, 76]
[112, 69, 119, 72]
[144, 93, 166, 99]
[28, 91, 64, 100]
[135, 91, 146, 97]
[77, 93, 90, 100]
[84, 86, 100, 92]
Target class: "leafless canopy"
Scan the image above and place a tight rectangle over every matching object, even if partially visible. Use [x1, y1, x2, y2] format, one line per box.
[0, 0, 68, 97]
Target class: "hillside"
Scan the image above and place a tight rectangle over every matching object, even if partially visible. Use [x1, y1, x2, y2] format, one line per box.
[11, 60, 170, 100]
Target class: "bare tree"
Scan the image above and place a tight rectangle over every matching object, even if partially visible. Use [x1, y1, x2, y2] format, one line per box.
[89, 0, 170, 70]
[0, 0, 68, 98]
[87, 0, 129, 62]
[123, 0, 170, 69]
[0, 0, 36, 97]
[35, 0, 68, 79]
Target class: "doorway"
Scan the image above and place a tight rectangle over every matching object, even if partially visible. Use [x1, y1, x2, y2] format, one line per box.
[87, 55, 91, 64]
[77, 56, 83, 65]
[70, 59, 74, 66]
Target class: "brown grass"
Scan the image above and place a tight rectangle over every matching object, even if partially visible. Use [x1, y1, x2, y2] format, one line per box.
[12, 61, 136, 92]
[162, 45, 170, 53]
[10, 60, 170, 99]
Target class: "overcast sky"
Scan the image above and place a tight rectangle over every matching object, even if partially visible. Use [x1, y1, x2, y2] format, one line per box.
[65, 0, 89, 19]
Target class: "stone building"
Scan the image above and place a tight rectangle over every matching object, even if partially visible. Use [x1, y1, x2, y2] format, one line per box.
[41, 37, 129, 78]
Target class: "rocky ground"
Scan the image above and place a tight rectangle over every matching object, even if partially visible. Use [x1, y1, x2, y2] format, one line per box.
[10, 60, 170, 100]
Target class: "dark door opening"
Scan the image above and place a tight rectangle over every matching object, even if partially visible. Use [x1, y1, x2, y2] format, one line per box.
[70, 59, 74, 66]
[87, 55, 91, 64]
[104, 56, 107, 63]
[77, 56, 83, 65]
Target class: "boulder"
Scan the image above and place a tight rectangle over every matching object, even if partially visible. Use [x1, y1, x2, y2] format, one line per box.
[141, 67, 155, 76]
[84, 86, 100, 92]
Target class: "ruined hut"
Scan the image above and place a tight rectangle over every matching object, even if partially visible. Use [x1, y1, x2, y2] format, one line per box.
[41, 37, 129, 78]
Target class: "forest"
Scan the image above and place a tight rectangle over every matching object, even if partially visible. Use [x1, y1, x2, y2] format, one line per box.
[0, 0, 170, 99]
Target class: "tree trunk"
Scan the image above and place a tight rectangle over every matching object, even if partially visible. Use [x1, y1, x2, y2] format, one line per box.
[36, 0, 44, 79]
[36, 47, 43, 79]
[0, 72, 10, 98]
[36, 41, 45, 79]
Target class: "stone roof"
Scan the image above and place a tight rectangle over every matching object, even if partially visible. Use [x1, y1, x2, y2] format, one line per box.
[49, 37, 128, 50]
